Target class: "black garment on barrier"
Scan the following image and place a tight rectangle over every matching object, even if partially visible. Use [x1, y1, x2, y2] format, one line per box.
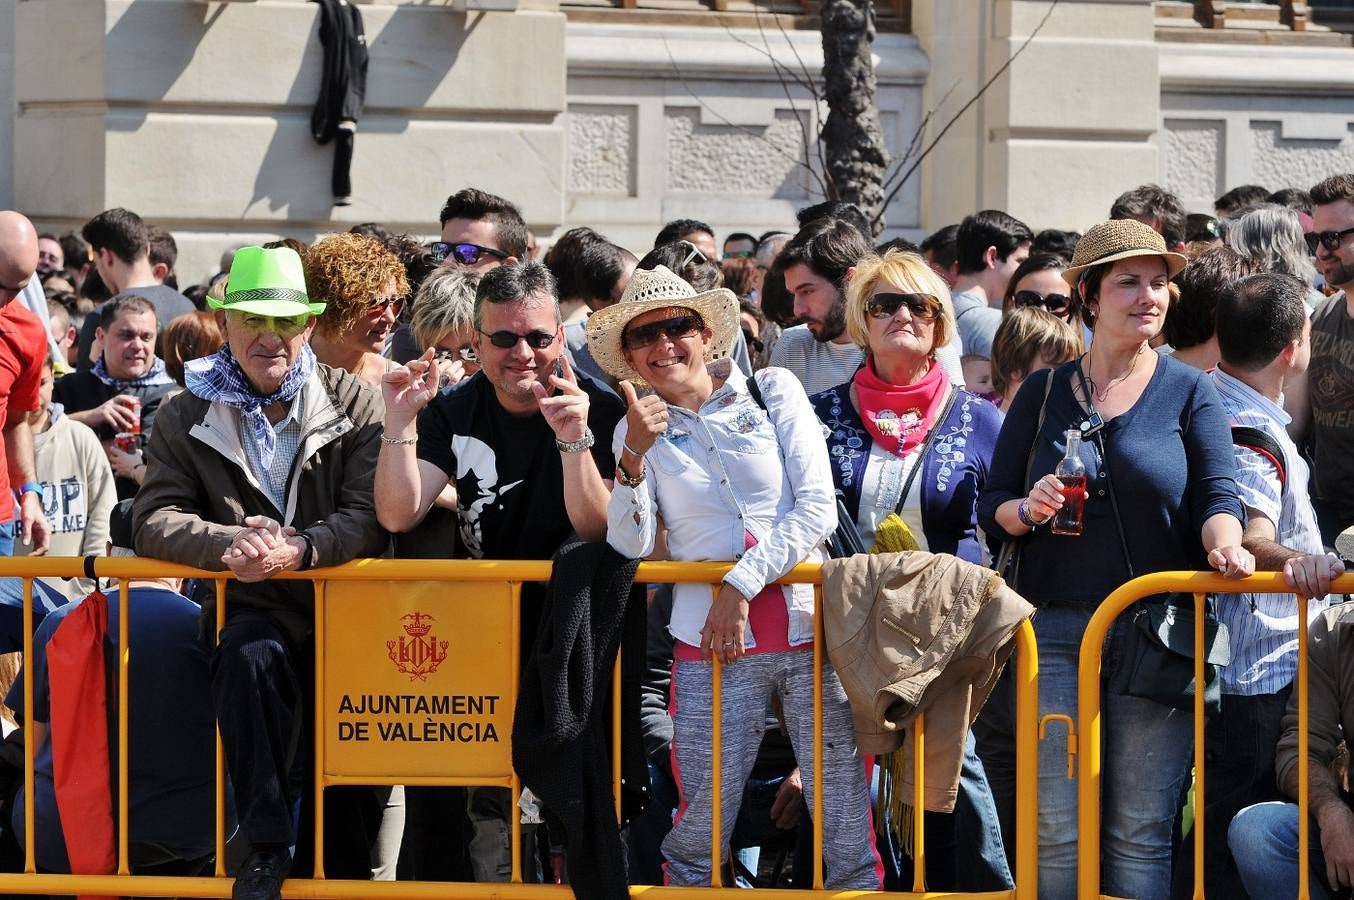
[310, 0, 368, 204]
[512, 538, 648, 900]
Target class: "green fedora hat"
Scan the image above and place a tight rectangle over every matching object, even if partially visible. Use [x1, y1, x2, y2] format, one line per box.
[209, 246, 326, 318]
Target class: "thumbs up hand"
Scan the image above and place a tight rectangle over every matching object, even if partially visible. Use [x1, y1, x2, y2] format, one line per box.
[620, 380, 669, 458]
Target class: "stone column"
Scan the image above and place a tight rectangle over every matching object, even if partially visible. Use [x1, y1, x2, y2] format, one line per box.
[11, 0, 568, 284]
[910, 0, 1160, 231]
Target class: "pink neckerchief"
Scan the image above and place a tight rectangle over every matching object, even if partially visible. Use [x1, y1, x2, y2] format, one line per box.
[852, 357, 950, 457]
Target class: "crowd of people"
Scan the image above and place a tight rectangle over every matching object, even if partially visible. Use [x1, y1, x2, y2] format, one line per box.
[0, 173, 1351, 900]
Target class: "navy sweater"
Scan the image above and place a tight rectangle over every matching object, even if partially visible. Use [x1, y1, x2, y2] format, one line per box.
[977, 356, 1243, 606]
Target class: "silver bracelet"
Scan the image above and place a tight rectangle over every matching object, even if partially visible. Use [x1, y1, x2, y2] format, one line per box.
[556, 428, 595, 453]
[381, 433, 418, 446]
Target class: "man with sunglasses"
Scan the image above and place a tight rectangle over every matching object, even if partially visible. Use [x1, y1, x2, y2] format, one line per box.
[1299, 174, 1354, 547]
[434, 188, 529, 272]
[375, 260, 623, 882]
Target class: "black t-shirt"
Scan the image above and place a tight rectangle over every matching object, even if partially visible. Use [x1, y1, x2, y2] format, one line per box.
[416, 371, 624, 560]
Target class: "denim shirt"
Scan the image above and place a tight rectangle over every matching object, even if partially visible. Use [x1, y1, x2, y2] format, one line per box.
[607, 362, 836, 649]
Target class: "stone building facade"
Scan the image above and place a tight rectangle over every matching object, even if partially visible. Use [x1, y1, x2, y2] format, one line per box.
[2, 0, 1353, 283]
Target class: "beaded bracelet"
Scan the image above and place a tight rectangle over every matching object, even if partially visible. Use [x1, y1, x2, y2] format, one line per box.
[1017, 498, 1043, 529]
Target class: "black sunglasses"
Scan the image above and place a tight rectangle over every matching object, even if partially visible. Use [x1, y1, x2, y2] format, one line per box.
[1304, 227, 1354, 254]
[1013, 289, 1072, 315]
[623, 314, 704, 350]
[476, 328, 557, 350]
[741, 326, 764, 355]
[866, 292, 939, 321]
[430, 242, 509, 266]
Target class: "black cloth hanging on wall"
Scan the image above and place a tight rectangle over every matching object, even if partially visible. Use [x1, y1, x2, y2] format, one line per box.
[310, 0, 368, 205]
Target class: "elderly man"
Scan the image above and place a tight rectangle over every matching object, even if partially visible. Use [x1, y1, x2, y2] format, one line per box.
[133, 246, 387, 900]
[0, 211, 52, 556]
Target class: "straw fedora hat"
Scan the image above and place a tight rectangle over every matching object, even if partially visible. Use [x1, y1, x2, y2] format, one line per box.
[209, 246, 327, 318]
[1062, 219, 1188, 288]
[585, 265, 739, 385]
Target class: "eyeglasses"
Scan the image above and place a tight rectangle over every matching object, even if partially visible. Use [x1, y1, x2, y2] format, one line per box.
[1013, 290, 1072, 315]
[430, 242, 509, 266]
[366, 295, 406, 317]
[866, 292, 939, 321]
[1304, 227, 1354, 254]
[476, 328, 557, 350]
[623, 314, 705, 350]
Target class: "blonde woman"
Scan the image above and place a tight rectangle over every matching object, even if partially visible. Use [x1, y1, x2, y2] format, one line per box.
[807, 249, 1010, 891]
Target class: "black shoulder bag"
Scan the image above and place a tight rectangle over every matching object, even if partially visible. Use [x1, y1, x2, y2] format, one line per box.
[993, 370, 1057, 585]
[1074, 364, 1230, 714]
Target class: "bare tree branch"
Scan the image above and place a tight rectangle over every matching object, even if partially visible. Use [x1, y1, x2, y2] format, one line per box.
[879, 79, 957, 196]
[872, 0, 1060, 228]
[661, 38, 830, 196]
[750, 10, 828, 198]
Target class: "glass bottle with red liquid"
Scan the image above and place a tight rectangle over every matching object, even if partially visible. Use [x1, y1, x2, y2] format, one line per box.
[1051, 429, 1087, 536]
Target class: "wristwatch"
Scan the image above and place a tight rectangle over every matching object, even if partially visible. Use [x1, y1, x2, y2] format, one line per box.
[556, 428, 595, 454]
[615, 463, 646, 488]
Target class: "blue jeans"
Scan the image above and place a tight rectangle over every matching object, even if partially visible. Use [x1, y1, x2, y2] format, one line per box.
[975, 603, 1193, 900]
[1170, 687, 1290, 899]
[874, 734, 1014, 892]
[1229, 801, 1334, 900]
[0, 519, 16, 558]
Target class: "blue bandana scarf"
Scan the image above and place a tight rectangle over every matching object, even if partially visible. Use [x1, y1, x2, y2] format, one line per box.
[92, 356, 174, 390]
[184, 343, 316, 471]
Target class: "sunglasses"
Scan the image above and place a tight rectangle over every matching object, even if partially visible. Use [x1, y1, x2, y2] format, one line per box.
[434, 346, 478, 365]
[723, 249, 754, 260]
[741, 326, 764, 355]
[476, 328, 557, 350]
[677, 240, 707, 269]
[1304, 226, 1354, 254]
[623, 314, 704, 350]
[866, 292, 939, 321]
[430, 242, 509, 266]
[366, 295, 406, 317]
[235, 313, 311, 338]
[1013, 290, 1072, 315]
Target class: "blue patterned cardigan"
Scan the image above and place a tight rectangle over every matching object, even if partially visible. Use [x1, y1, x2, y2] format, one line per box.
[809, 383, 1003, 563]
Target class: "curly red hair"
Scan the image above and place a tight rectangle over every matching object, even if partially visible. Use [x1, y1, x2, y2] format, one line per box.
[304, 232, 409, 338]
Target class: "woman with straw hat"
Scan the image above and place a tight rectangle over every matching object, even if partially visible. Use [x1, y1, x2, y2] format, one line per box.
[591, 265, 881, 889]
[975, 219, 1252, 900]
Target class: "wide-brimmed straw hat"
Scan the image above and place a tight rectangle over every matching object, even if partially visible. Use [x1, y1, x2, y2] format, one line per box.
[1062, 219, 1188, 288]
[208, 246, 327, 318]
[585, 265, 739, 385]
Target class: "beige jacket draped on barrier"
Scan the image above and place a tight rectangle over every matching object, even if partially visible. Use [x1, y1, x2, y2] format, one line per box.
[822, 551, 1033, 812]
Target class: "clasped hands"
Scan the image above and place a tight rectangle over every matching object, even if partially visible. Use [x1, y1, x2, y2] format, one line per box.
[223, 515, 305, 582]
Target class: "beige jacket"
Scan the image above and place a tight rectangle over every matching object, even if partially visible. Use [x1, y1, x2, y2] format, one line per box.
[823, 551, 1033, 812]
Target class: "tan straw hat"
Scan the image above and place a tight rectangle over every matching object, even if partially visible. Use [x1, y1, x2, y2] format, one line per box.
[585, 265, 739, 385]
[1062, 219, 1188, 287]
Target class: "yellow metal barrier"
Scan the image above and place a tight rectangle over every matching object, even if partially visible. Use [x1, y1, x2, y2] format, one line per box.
[1076, 571, 1353, 900]
[0, 557, 1040, 899]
